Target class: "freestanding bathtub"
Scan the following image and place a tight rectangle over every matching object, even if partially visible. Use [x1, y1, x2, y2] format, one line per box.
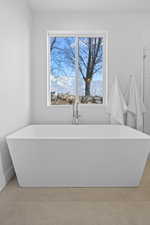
[7, 125, 150, 187]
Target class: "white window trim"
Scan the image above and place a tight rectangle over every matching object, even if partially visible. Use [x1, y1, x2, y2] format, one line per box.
[46, 31, 108, 109]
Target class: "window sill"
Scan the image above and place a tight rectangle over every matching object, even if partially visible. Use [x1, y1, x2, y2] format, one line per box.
[46, 103, 108, 110]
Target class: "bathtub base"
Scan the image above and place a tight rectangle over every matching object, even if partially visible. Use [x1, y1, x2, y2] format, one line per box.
[7, 139, 149, 187]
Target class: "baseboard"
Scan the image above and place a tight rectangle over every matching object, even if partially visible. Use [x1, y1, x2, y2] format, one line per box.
[0, 166, 14, 192]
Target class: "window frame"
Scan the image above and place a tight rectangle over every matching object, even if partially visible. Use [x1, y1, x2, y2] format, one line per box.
[47, 31, 108, 108]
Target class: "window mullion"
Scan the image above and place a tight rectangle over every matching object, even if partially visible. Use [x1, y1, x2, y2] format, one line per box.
[75, 37, 79, 102]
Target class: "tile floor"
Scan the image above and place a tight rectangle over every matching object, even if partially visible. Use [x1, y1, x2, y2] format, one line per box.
[1, 161, 150, 225]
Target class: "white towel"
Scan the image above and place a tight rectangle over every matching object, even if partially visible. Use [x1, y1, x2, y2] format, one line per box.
[107, 76, 127, 125]
[126, 75, 146, 131]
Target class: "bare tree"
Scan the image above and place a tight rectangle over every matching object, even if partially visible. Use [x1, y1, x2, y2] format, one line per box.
[79, 38, 103, 96]
[50, 37, 103, 96]
[50, 37, 56, 51]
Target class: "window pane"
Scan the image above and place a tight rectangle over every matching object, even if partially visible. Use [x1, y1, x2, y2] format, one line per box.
[48, 37, 76, 105]
[79, 37, 103, 104]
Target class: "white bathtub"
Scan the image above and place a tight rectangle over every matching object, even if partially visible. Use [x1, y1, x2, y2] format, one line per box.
[7, 125, 150, 187]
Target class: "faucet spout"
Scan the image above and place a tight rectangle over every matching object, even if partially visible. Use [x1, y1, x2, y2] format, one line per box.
[72, 100, 80, 124]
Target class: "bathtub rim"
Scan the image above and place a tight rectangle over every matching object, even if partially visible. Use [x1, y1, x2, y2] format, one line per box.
[6, 124, 150, 140]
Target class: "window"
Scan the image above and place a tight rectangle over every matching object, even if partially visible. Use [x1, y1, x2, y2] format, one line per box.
[47, 32, 107, 106]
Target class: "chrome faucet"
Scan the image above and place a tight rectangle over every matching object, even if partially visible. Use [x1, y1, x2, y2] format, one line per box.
[72, 100, 80, 124]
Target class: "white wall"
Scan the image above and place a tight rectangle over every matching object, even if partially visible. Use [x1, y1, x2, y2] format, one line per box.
[31, 12, 150, 124]
[0, 0, 31, 191]
[0, 5, 149, 190]
[0, 3, 150, 191]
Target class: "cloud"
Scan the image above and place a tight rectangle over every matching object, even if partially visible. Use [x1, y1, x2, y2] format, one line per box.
[50, 74, 103, 96]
